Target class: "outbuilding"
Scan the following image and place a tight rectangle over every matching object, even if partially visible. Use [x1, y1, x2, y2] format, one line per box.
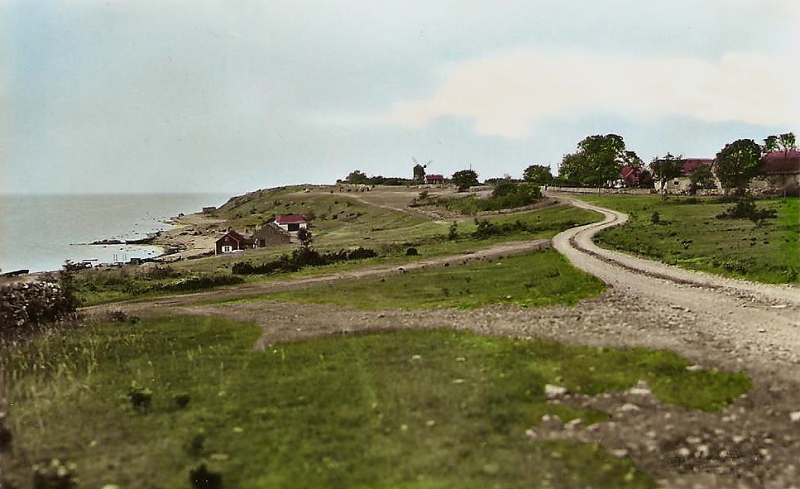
[215, 230, 254, 254]
[274, 214, 308, 232]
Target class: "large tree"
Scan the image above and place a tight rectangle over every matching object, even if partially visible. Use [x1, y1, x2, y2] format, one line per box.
[522, 164, 553, 185]
[345, 170, 370, 185]
[557, 134, 638, 188]
[714, 139, 762, 194]
[451, 170, 479, 192]
[650, 153, 684, 200]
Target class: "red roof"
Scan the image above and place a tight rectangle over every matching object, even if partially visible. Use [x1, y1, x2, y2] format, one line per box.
[762, 151, 800, 175]
[275, 214, 307, 224]
[619, 165, 641, 185]
[216, 229, 249, 244]
[681, 158, 714, 176]
[426, 174, 444, 181]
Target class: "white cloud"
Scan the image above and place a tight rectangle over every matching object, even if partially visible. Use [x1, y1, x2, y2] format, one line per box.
[380, 49, 799, 139]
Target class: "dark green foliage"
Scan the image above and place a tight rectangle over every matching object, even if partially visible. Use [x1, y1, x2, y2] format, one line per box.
[232, 247, 378, 275]
[437, 183, 542, 215]
[716, 195, 777, 225]
[0, 280, 78, 335]
[128, 381, 153, 412]
[650, 153, 684, 199]
[689, 164, 716, 191]
[451, 169, 479, 191]
[650, 212, 661, 224]
[344, 170, 370, 184]
[32, 459, 78, 489]
[714, 139, 762, 193]
[174, 393, 191, 409]
[186, 432, 206, 456]
[159, 274, 243, 292]
[106, 310, 140, 324]
[558, 134, 637, 187]
[447, 222, 458, 240]
[189, 462, 222, 489]
[296, 228, 313, 249]
[405, 247, 419, 256]
[0, 414, 11, 452]
[522, 164, 554, 185]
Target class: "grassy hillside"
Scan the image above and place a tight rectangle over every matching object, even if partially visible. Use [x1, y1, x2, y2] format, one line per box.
[74, 203, 602, 306]
[2, 316, 750, 489]
[574, 195, 799, 284]
[247, 249, 606, 310]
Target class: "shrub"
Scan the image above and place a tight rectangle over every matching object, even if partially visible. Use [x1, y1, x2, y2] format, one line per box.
[106, 310, 139, 324]
[406, 247, 419, 256]
[174, 393, 191, 409]
[128, 382, 152, 412]
[0, 413, 11, 452]
[32, 459, 78, 489]
[0, 281, 78, 335]
[186, 432, 206, 456]
[189, 462, 222, 489]
[232, 247, 378, 275]
[650, 212, 660, 224]
[159, 274, 244, 292]
[716, 195, 777, 225]
[447, 222, 458, 240]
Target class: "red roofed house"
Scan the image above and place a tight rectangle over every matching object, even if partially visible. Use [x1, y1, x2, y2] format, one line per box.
[274, 214, 308, 233]
[656, 158, 717, 194]
[215, 229, 255, 254]
[619, 165, 642, 187]
[424, 174, 445, 185]
[755, 150, 800, 194]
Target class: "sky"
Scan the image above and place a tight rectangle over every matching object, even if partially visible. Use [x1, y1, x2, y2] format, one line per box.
[1, 0, 798, 195]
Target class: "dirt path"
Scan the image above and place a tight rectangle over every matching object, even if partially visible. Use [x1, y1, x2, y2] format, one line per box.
[84, 239, 551, 315]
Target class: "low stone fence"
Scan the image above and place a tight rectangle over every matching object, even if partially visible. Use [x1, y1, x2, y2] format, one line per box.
[546, 186, 655, 195]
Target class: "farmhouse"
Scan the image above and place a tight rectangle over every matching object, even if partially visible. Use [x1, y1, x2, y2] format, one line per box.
[619, 165, 642, 187]
[215, 230, 255, 254]
[753, 150, 800, 194]
[425, 174, 445, 185]
[656, 158, 716, 194]
[274, 214, 308, 232]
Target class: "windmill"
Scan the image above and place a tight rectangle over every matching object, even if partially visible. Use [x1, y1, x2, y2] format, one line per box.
[412, 157, 432, 183]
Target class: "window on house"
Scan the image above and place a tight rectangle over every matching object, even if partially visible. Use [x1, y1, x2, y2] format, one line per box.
[222, 245, 233, 253]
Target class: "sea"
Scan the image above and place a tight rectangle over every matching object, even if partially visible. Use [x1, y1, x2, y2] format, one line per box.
[0, 194, 230, 273]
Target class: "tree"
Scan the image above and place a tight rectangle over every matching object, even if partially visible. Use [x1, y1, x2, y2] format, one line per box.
[557, 153, 589, 187]
[778, 132, 797, 155]
[763, 135, 779, 154]
[345, 170, 370, 185]
[297, 228, 313, 249]
[649, 153, 684, 200]
[522, 165, 553, 185]
[556, 134, 638, 188]
[714, 139, 762, 194]
[689, 164, 716, 192]
[451, 170, 479, 192]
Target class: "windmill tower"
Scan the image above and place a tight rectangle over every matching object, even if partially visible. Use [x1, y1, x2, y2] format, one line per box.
[412, 157, 432, 184]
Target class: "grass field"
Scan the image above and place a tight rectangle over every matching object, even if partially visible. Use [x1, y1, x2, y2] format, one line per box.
[75, 204, 602, 306]
[573, 195, 799, 284]
[253, 249, 606, 310]
[2, 316, 751, 489]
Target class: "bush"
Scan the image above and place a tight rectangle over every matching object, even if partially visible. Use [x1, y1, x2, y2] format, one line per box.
[106, 310, 140, 324]
[174, 393, 191, 409]
[650, 212, 660, 224]
[232, 247, 378, 275]
[0, 281, 78, 335]
[716, 195, 777, 225]
[32, 459, 78, 489]
[128, 382, 153, 412]
[406, 247, 419, 256]
[159, 274, 244, 292]
[189, 462, 222, 489]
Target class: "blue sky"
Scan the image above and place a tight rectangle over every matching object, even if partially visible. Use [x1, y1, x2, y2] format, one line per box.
[1, 0, 797, 194]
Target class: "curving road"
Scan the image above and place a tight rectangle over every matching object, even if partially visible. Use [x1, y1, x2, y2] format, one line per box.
[551, 195, 800, 370]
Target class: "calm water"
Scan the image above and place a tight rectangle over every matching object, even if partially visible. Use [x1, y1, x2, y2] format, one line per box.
[0, 194, 229, 273]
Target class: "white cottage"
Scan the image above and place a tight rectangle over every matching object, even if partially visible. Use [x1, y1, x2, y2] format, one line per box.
[274, 214, 308, 232]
